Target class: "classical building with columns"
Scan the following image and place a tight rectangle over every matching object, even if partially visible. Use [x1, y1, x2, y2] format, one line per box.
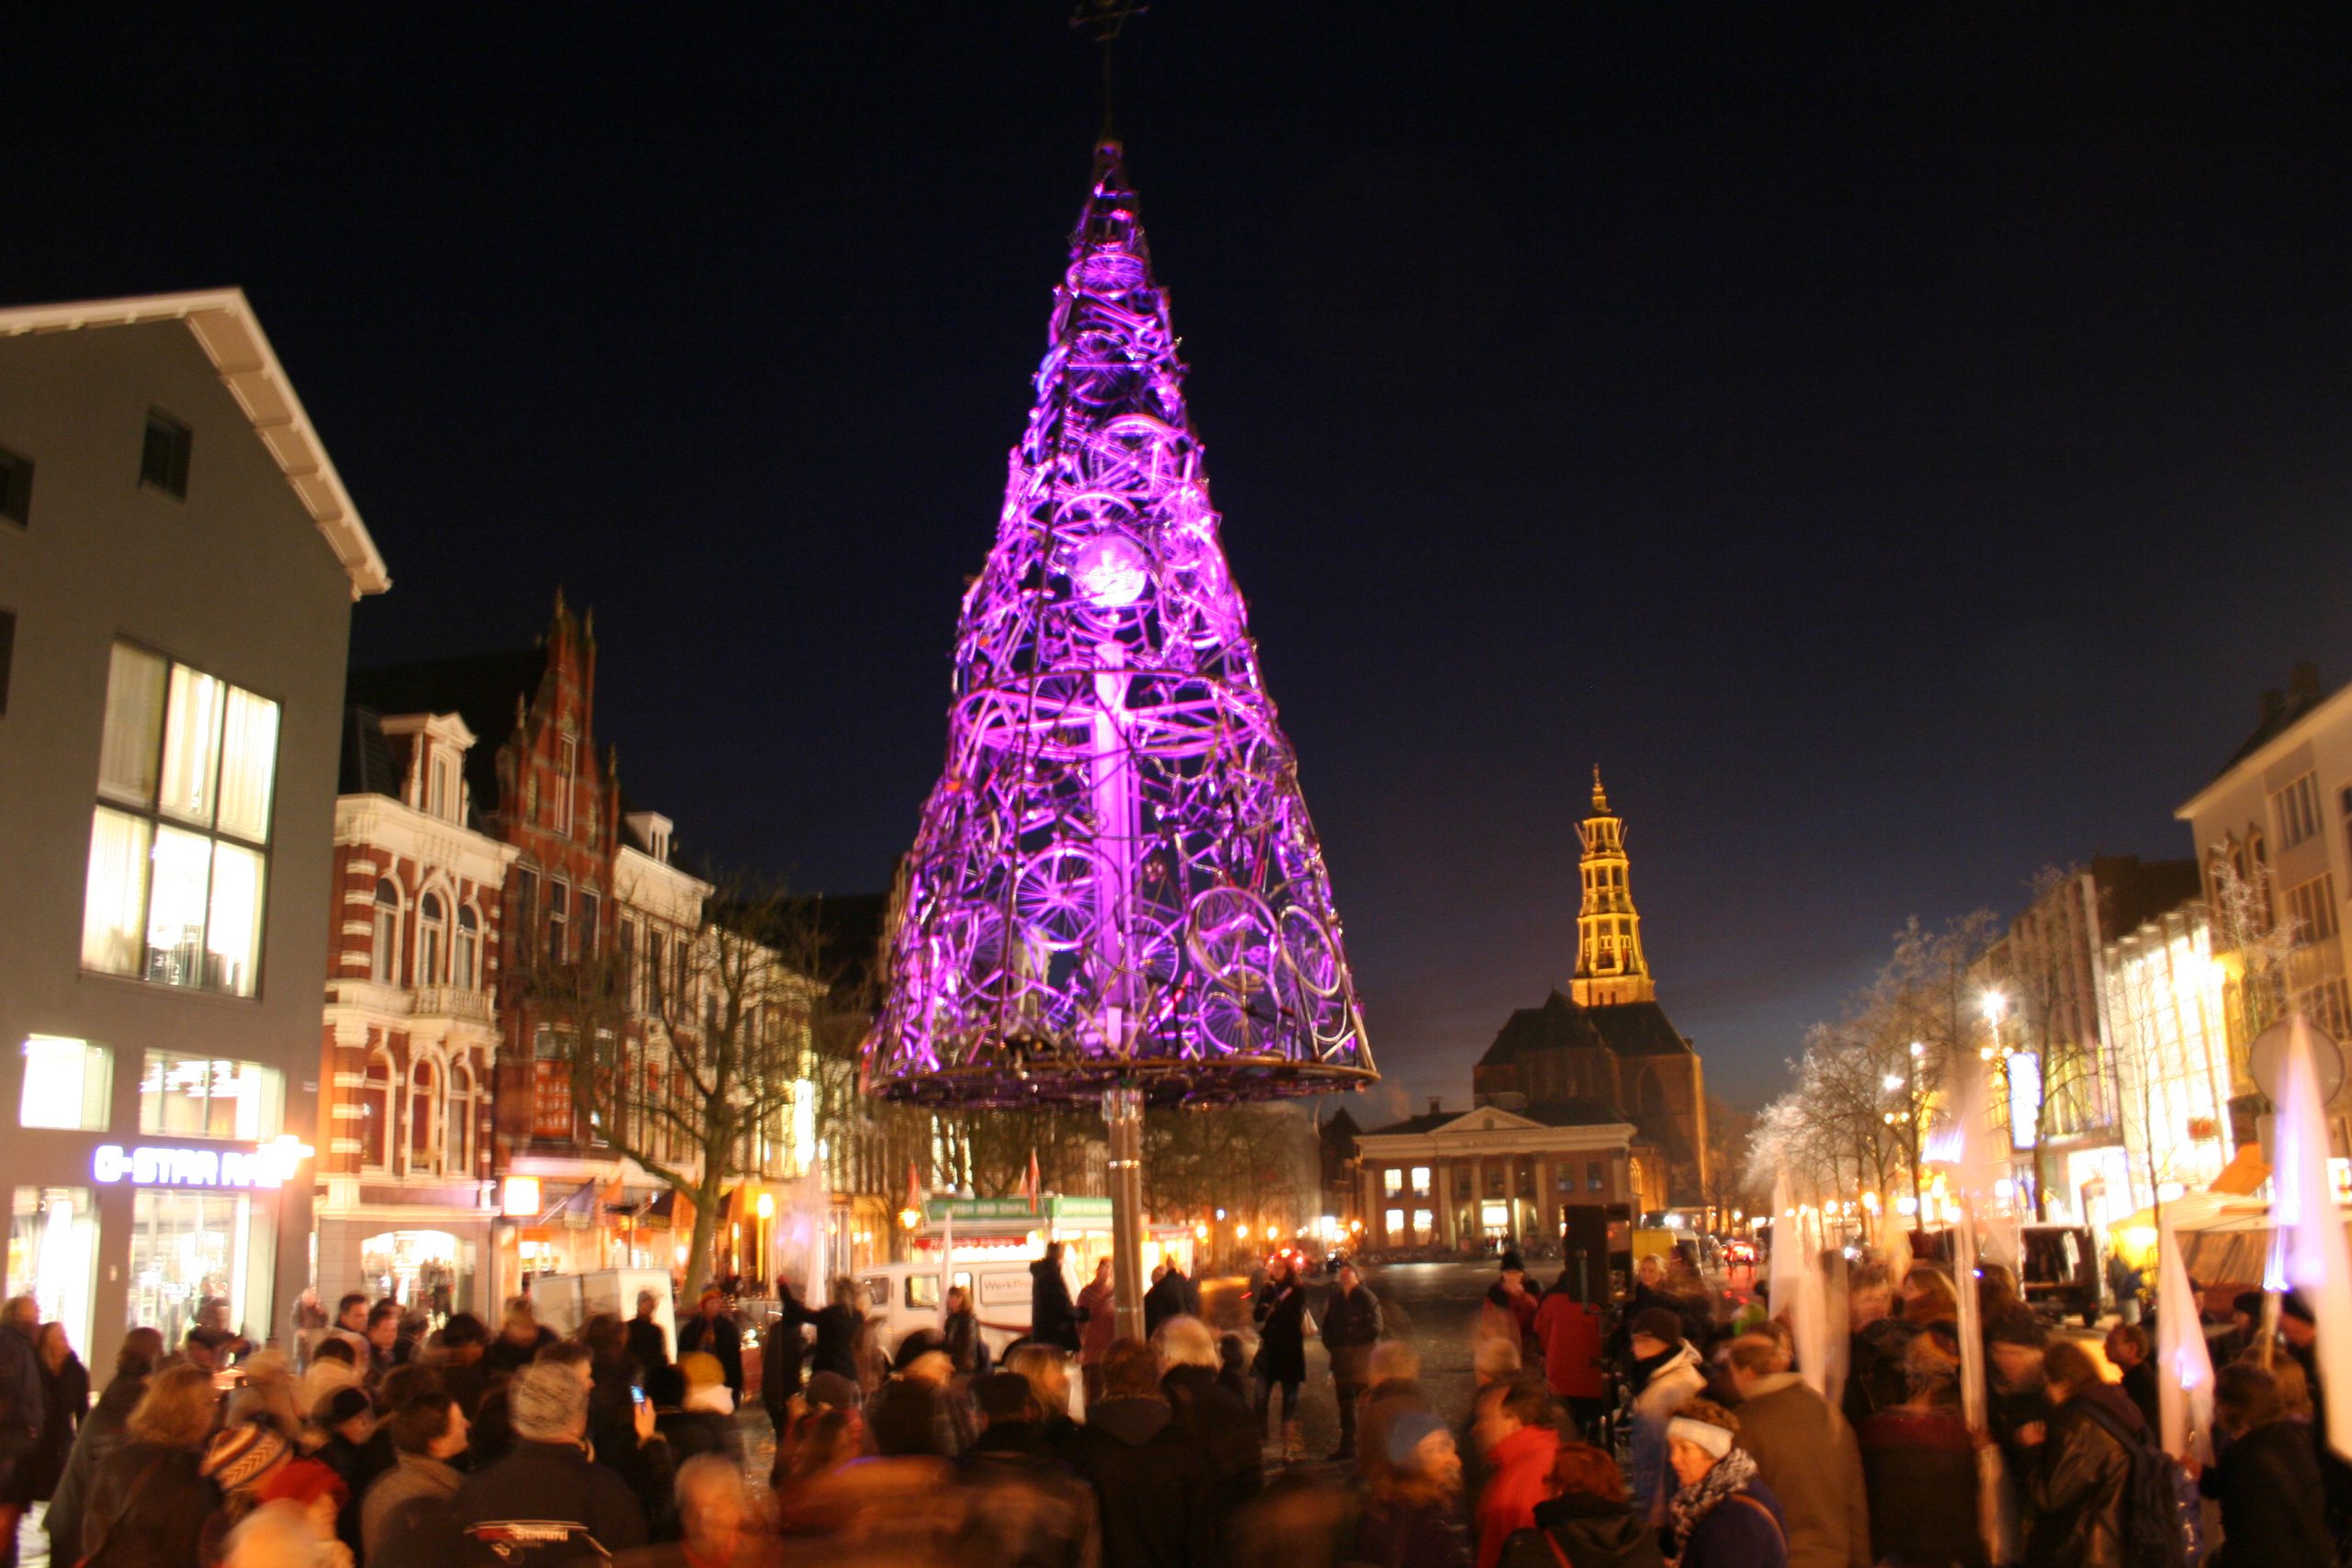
[1354, 1098, 1657, 1255]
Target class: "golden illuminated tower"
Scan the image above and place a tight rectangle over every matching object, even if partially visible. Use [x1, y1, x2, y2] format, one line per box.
[1571, 767, 1655, 1007]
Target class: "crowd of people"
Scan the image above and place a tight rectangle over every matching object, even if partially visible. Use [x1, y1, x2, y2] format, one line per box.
[0, 1237, 2339, 1568]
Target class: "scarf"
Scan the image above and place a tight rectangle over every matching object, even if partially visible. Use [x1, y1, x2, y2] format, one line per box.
[1665, 1445, 1758, 1561]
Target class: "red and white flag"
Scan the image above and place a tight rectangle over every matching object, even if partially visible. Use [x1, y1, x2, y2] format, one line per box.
[1022, 1149, 1042, 1214]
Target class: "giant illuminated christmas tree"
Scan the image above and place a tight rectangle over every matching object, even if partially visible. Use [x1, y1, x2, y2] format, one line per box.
[865, 142, 1374, 1154]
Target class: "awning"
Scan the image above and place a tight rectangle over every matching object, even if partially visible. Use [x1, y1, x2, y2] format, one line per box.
[517, 1182, 600, 1228]
[2210, 1145, 2271, 1196]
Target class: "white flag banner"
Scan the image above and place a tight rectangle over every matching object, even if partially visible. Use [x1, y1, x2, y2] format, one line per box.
[2267, 1012, 2352, 1459]
[2155, 1210, 2215, 1463]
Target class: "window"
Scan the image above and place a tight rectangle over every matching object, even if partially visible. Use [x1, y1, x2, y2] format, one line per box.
[1412, 1209, 1434, 1243]
[139, 412, 191, 499]
[554, 735, 577, 837]
[407, 1055, 440, 1174]
[2286, 874, 2340, 944]
[137, 1052, 280, 1139]
[418, 892, 447, 985]
[2275, 773, 2324, 849]
[1486, 1168, 1504, 1197]
[1381, 1168, 1403, 1198]
[83, 644, 277, 996]
[1384, 1207, 1406, 1238]
[127, 1190, 268, 1357]
[357, 1051, 393, 1169]
[648, 931, 668, 1008]
[548, 880, 569, 965]
[1408, 1166, 1430, 1197]
[619, 919, 639, 1009]
[19, 1037, 111, 1131]
[510, 870, 537, 971]
[579, 892, 600, 959]
[0, 446, 30, 526]
[428, 757, 450, 820]
[2300, 978, 2352, 1039]
[446, 1062, 475, 1176]
[371, 880, 401, 984]
[454, 905, 481, 990]
[1587, 1160, 1606, 1192]
[12, 1188, 96, 1359]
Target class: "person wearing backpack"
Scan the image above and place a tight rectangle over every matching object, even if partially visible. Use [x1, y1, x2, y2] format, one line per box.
[2019, 1340, 2180, 1568]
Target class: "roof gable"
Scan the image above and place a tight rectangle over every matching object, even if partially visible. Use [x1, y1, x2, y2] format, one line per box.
[0, 289, 388, 596]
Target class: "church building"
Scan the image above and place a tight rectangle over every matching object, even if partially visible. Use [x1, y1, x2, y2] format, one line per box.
[1354, 772, 1711, 1256]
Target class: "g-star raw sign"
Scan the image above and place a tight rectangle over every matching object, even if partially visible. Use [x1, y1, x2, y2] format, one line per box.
[92, 1145, 284, 1189]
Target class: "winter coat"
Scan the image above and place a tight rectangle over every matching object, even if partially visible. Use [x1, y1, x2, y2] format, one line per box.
[1842, 1319, 1916, 1428]
[2205, 1416, 2334, 1568]
[1498, 1494, 1667, 1568]
[764, 1293, 812, 1413]
[1476, 1424, 1562, 1568]
[446, 1438, 650, 1563]
[1532, 1291, 1607, 1401]
[869, 1375, 961, 1458]
[18, 1351, 89, 1502]
[626, 1314, 669, 1373]
[0, 1322, 41, 1469]
[481, 1325, 557, 1376]
[1354, 1492, 1473, 1568]
[1143, 1269, 1200, 1339]
[1160, 1364, 1261, 1560]
[1031, 1258, 1082, 1353]
[44, 1368, 146, 1565]
[78, 1438, 217, 1568]
[1856, 1404, 1984, 1568]
[809, 1303, 864, 1380]
[675, 1312, 744, 1395]
[1070, 1395, 1212, 1568]
[1250, 1282, 1308, 1385]
[1486, 1284, 1541, 1358]
[1681, 1474, 1791, 1568]
[1627, 1342, 1706, 1513]
[2023, 1387, 2137, 1568]
[655, 1404, 741, 1466]
[1322, 1283, 1383, 1389]
[944, 1307, 987, 1376]
[1078, 1280, 1118, 1366]
[360, 1450, 465, 1561]
[958, 1422, 1098, 1568]
[1730, 1372, 1869, 1568]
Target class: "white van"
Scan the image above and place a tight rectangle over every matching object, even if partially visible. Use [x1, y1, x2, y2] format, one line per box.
[857, 1256, 1046, 1363]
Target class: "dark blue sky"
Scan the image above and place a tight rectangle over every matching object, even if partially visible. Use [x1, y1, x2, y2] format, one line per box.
[16, 6, 2347, 1116]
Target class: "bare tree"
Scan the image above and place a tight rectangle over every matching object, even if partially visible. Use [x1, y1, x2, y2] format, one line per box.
[534, 880, 833, 1296]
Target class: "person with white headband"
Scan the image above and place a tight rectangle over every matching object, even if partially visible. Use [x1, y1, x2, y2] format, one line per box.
[1662, 1399, 1789, 1568]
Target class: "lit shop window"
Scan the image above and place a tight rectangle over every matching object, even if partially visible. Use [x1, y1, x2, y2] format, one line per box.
[137, 1052, 280, 1140]
[20, 1036, 111, 1132]
[82, 643, 277, 996]
[127, 1189, 269, 1353]
[9, 1188, 96, 1358]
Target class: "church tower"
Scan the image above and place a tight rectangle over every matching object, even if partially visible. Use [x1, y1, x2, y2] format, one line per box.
[1572, 767, 1655, 1007]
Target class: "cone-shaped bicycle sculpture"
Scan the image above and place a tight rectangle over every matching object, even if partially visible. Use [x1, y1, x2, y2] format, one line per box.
[865, 143, 1376, 1335]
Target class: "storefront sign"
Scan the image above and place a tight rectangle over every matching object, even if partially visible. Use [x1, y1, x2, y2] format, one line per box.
[93, 1144, 283, 1189]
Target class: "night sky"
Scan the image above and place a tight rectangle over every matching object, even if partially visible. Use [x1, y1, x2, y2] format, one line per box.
[17, 7, 2348, 1117]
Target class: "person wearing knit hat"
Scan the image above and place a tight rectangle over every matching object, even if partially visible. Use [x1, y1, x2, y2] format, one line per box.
[1626, 1307, 1706, 1516]
[445, 1361, 649, 1556]
[1663, 1399, 1787, 1566]
[507, 1360, 590, 1445]
[1353, 1406, 1468, 1568]
[204, 1421, 292, 1494]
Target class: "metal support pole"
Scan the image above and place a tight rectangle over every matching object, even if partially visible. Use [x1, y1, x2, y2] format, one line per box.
[1104, 1085, 1147, 1341]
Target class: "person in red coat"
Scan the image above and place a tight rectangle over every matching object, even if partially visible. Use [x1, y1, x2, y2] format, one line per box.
[1533, 1269, 1609, 1438]
[1474, 1375, 1564, 1568]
